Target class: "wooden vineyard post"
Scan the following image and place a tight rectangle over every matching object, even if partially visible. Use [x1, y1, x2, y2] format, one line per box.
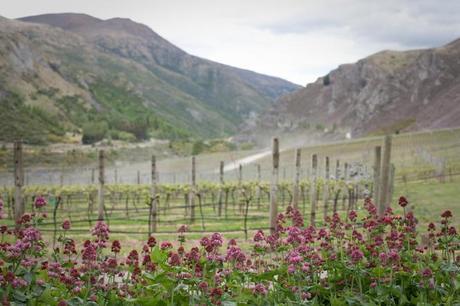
[373, 146, 382, 205]
[310, 154, 318, 226]
[91, 168, 95, 184]
[388, 163, 395, 208]
[256, 164, 261, 209]
[269, 138, 279, 234]
[114, 168, 118, 184]
[332, 159, 341, 214]
[137, 170, 141, 184]
[218, 161, 224, 217]
[378, 135, 393, 215]
[238, 164, 243, 213]
[238, 164, 243, 184]
[335, 160, 340, 179]
[292, 148, 301, 209]
[14, 141, 24, 226]
[190, 156, 196, 223]
[97, 150, 105, 221]
[344, 162, 349, 181]
[323, 156, 330, 220]
[149, 155, 158, 234]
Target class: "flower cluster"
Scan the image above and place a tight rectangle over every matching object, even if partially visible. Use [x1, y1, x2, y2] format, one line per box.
[0, 197, 458, 305]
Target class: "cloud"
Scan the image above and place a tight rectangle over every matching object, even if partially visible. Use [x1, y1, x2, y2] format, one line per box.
[2, 0, 460, 84]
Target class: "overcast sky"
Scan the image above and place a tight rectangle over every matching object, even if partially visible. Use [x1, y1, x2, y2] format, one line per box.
[3, 0, 460, 84]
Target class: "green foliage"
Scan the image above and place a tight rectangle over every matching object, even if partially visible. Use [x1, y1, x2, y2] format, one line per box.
[89, 82, 190, 141]
[239, 142, 254, 151]
[315, 123, 325, 131]
[110, 130, 137, 142]
[0, 91, 65, 144]
[81, 122, 109, 144]
[191, 140, 205, 155]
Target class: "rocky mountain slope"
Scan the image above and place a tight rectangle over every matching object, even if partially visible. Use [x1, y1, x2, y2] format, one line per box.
[249, 39, 460, 141]
[0, 13, 299, 144]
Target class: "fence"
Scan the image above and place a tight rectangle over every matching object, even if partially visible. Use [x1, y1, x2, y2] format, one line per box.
[3, 129, 460, 239]
[1, 136, 384, 239]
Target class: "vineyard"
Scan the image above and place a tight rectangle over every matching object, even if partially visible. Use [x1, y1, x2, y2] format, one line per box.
[1, 128, 459, 242]
[1, 129, 460, 304]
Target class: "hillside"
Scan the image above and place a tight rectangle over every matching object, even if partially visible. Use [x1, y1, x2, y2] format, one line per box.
[0, 13, 299, 144]
[247, 39, 460, 142]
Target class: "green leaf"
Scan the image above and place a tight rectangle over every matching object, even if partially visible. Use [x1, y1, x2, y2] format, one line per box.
[13, 290, 27, 303]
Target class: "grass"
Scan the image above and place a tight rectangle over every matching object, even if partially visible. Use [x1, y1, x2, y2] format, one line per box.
[1, 176, 458, 254]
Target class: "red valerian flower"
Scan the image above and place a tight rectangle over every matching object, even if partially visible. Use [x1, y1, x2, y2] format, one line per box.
[34, 196, 47, 209]
[441, 210, 453, 218]
[62, 219, 71, 231]
[168, 252, 181, 266]
[147, 236, 157, 248]
[253, 230, 265, 242]
[91, 221, 110, 242]
[111, 240, 121, 254]
[421, 268, 433, 278]
[253, 283, 268, 295]
[398, 196, 408, 208]
[126, 250, 139, 266]
[177, 224, 188, 233]
[348, 210, 358, 222]
[350, 248, 364, 263]
[160, 241, 173, 250]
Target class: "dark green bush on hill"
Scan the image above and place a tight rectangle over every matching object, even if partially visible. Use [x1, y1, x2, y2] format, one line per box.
[82, 122, 109, 144]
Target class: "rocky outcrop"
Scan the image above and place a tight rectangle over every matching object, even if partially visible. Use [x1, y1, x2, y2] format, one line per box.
[252, 39, 460, 139]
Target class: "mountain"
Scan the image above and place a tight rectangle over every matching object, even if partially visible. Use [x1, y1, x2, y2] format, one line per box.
[0, 13, 299, 144]
[247, 39, 460, 143]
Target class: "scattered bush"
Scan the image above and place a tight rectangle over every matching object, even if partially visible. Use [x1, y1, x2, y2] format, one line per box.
[81, 122, 109, 144]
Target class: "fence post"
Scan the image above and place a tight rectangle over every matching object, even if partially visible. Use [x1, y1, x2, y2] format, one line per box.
[256, 164, 262, 209]
[378, 135, 393, 215]
[293, 148, 301, 209]
[91, 168, 95, 184]
[335, 160, 340, 180]
[323, 156, 330, 220]
[218, 161, 224, 217]
[97, 150, 105, 221]
[14, 141, 24, 226]
[344, 162, 349, 181]
[137, 170, 141, 184]
[190, 156, 196, 223]
[373, 146, 382, 205]
[310, 154, 318, 226]
[269, 138, 279, 234]
[238, 164, 243, 184]
[388, 163, 395, 208]
[150, 155, 157, 234]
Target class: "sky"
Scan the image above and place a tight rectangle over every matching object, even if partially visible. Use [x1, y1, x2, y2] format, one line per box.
[2, 0, 460, 85]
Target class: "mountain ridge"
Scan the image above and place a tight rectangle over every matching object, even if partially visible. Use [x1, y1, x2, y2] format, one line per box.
[0, 13, 300, 144]
[245, 38, 460, 144]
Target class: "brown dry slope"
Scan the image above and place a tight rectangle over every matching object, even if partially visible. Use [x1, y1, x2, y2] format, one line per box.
[255, 39, 460, 138]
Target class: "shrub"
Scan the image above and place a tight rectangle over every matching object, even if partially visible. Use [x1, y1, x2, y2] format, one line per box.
[81, 122, 108, 144]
